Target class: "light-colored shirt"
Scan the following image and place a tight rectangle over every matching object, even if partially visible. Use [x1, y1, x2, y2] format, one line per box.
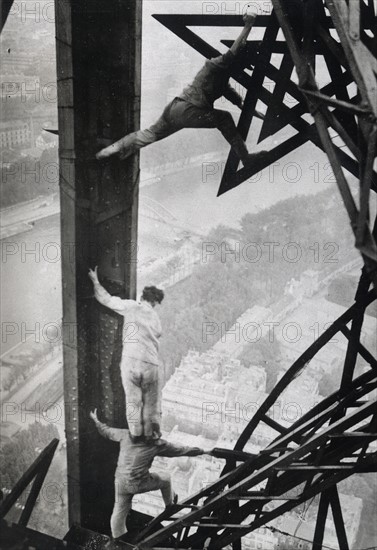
[179, 50, 243, 110]
[93, 281, 162, 365]
[95, 420, 204, 483]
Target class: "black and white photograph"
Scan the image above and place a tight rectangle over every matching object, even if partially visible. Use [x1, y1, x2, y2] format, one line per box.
[0, 0, 376, 548]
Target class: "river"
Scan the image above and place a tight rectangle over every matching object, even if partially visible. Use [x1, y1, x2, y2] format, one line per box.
[1, 143, 333, 354]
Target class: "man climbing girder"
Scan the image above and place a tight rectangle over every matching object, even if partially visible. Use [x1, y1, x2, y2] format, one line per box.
[88, 266, 164, 443]
[96, 11, 267, 167]
[90, 409, 214, 541]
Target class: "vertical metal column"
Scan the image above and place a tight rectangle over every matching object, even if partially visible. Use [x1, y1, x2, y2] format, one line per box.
[55, 0, 142, 533]
[1, 0, 15, 31]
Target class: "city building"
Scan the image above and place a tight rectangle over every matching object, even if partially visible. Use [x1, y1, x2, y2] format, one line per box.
[1, 54, 31, 73]
[243, 528, 278, 550]
[162, 349, 268, 439]
[0, 120, 31, 149]
[275, 492, 362, 549]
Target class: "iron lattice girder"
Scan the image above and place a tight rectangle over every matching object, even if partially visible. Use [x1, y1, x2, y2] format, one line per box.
[269, 0, 377, 278]
[137, 400, 377, 549]
[154, 4, 377, 283]
[153, 11, 377, 191]
[0, 520, 82, 550]
[0, 0, 14, 32]
[135, 285, 377, 549]
[234, 287, 377, 451]
[0, 439, 59, 527]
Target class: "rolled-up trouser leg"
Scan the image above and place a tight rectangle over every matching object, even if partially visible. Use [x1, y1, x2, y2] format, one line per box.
[158, 473, 174, 506]
[97, 100, 179, 160]
[116, 116, 174, 160]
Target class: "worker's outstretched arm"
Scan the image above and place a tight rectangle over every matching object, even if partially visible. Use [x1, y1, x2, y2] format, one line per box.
[158, 441, 215, 458]
[90, 408, 125, 442]
[230, 12, 258, 57]
[88, 266, 134, 315]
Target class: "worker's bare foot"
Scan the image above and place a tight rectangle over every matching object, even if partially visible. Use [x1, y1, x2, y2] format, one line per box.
[96, 139, 122, 160]
[96, 136, 134, 160]
[152, 423, 162, 440]
[242, 150, 269, 168]
[165, 493, 179, 512]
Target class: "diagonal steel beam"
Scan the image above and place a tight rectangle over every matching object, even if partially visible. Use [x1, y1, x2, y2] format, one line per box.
[138, 400, 376, 548]
[325, 0, 377, 117]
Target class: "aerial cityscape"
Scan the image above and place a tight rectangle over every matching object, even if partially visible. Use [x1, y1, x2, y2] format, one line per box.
[1, 1, 376, 549]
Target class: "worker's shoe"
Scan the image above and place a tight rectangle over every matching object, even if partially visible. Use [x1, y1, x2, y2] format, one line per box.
[242, 150, 269, 169]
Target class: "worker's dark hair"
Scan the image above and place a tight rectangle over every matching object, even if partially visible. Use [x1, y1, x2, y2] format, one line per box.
[142, 286, 164, 304]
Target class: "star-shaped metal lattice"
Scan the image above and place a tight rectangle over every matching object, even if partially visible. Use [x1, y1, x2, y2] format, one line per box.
[153, 12, 361, 196]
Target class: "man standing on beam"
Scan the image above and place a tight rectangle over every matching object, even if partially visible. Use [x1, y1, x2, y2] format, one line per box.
[89, 266, 164, 444]
[96, 11, 267, 168]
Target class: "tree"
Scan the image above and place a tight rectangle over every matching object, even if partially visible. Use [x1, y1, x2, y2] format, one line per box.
[239, 336, 282, 392]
